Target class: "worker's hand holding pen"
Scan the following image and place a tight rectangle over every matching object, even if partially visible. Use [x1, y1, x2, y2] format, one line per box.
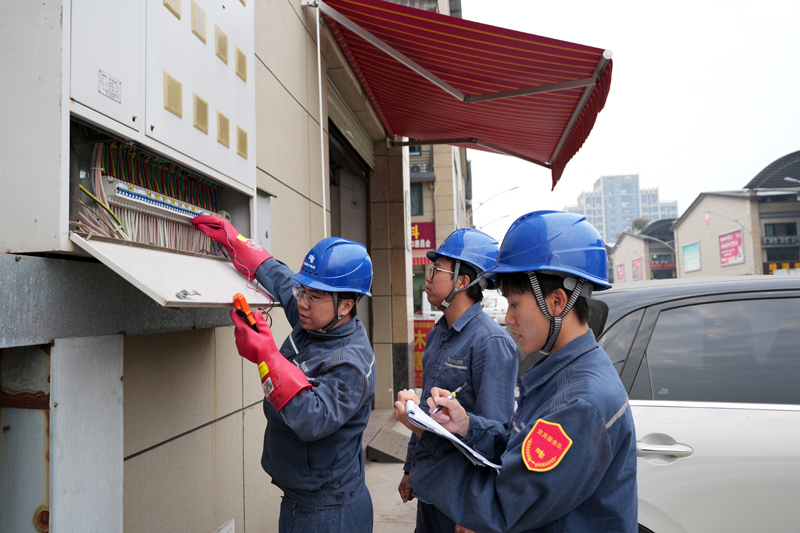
[428, 386, 471, 438]
[431, 382, 466, 415]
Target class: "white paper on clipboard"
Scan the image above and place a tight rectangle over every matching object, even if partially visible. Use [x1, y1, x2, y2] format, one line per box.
[406, 400, 501, 470]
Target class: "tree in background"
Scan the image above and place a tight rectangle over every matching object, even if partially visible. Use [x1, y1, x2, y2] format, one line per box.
[631, 218, 649, 234]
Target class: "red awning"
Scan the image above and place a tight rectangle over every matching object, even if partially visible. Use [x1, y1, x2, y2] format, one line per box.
[318, 0, 613, 189]
[412, 248, 433, 265]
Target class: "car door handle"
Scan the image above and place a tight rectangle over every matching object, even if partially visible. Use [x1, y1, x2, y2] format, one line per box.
[637, 443, 694, 458]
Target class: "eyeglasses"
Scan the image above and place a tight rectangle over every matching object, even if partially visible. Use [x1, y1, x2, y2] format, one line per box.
[292, 286, 333, 307]
[428, 265, 455, 280]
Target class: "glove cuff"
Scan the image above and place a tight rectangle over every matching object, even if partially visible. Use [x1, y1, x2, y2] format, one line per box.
[230, 235, 272, 274]
[258, 359, 311, 411]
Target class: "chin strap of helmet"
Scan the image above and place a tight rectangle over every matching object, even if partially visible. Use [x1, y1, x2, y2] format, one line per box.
[527, 272, 586, 355]
[317, 293, 364, 334]
[437, 260, 489, 311]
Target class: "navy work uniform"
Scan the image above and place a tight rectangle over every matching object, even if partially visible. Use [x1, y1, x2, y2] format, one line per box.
[409, 330, 637, 532]
[255, 258, 377, 532]
[405, 301, 518, 532]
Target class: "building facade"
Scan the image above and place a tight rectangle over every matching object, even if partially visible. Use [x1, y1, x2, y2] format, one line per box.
[0, 0, 616, 530]
[0, 1, 414, 531]
[673, 190, 800, 278]
[565, 174, 678, 244]
[609, 219, 677, 282]
[409, 143, 471, 313]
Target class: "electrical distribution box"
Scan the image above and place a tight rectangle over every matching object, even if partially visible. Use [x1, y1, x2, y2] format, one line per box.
[0, 0, 270, 308]
[70, 0, 255, 192]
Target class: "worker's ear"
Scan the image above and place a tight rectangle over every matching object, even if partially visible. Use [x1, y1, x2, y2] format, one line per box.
[547, 288, 568, 316]
[337, 297, 355, 317]
[456, 273, 471, 290]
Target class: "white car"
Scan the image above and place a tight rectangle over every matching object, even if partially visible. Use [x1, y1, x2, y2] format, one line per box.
[419, 291, 443, 323]
[590, 277, 800, 532]
[420, 290, 508, 326]
[481, 289, 508, 325]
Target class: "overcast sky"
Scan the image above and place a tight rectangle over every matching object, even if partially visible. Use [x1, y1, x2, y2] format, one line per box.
[460, 0, 800, 243]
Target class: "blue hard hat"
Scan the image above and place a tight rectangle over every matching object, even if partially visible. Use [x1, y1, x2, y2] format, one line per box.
[483, 210, 611, 290]
[292, 237, 373, 296]
[426, 228, 499, 273]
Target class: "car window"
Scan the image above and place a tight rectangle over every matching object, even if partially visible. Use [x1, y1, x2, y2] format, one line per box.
[482, 298, 497, 308]
[645, 298, 800, 404]
[628, 354, 651, 400]
[597, 309, 644, 367]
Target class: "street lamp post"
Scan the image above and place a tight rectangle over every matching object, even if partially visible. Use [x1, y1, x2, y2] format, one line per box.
[476, 214, 509, 231]
[640, 235, 676, 252]
[704, 210, 751, 234]
[468, 186, 519, 226]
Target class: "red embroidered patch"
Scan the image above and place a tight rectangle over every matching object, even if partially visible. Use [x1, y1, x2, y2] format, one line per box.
[521, 419, 573, 472]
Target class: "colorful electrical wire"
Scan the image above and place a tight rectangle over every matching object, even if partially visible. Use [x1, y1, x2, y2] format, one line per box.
[101, 143, 221, 211]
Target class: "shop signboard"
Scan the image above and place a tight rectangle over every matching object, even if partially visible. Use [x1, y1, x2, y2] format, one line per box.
[683, 241, 701, 272]
[650, 262, 676, 270]
[632, 258, 643, 281]
[413, 319, 435, 387]
[616, 264, 625, 282]
[719, 229, 745, 266]
[411, 221, 435, 265]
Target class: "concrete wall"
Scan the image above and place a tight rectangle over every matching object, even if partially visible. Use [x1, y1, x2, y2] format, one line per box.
[675, 196, 761, 278]
[416, 181, 436, 221]
[123, 328, 282, 533]
[433, 145, 462, 246]
[370, 141, 413, 407]
[610, 235, 647, 283]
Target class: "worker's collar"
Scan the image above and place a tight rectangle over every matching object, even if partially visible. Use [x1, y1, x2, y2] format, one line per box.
[437, 301, 483, 334]
[519, 329, 599, 395]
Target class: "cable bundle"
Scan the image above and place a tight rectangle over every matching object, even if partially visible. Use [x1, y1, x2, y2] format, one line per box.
[74, 144, 226, 256]
[108, 204, 218, 253]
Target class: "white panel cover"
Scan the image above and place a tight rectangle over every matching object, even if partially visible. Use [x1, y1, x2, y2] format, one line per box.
[50, 335, 123, 532]
[70, 0, 141, 131]
[71, 234, 275, 308]
[145, 0, 255, 190]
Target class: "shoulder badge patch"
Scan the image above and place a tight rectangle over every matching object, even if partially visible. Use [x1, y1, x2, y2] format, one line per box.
[521, 419, 573, 472]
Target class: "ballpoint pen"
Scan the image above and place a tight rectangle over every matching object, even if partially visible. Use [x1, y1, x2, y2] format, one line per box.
[431, 382, 467, 415]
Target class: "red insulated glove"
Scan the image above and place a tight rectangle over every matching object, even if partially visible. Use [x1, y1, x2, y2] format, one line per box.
[192, 215, 272, 276]
[230, 309, 311, 412]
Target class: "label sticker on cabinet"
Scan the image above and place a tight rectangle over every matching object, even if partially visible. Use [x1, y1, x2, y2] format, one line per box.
[98, 70, 122, 103]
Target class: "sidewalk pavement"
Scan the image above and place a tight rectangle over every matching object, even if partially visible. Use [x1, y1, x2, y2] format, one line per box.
[363, 408, 417, 532]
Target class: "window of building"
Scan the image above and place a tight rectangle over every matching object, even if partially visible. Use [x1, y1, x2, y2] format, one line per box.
[410, 182, 423, 216]
[766, 247, 800, 261]
[651, 254, 673, 263]
[409, 145, 422, 156]
[765, 222, 798, 237]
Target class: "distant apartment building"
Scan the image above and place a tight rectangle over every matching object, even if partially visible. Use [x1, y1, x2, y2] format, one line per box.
[565, 174, 678, 244]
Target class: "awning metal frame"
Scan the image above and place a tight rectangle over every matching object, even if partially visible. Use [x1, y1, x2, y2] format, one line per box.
[389, 138, 477, 147]
[550, 50, 613, 163]
[387, 137, 550, 169]
[304, 0, 611, 168]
